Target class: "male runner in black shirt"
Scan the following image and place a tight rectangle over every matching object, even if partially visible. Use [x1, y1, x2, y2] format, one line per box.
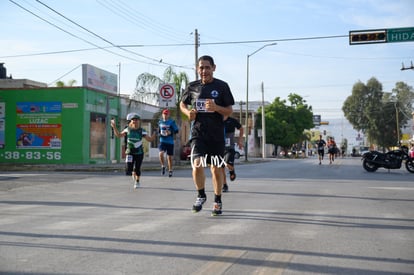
[222, 116, 244, 192]
[316, 135, 326, 165]
[180, 55, 235, 216]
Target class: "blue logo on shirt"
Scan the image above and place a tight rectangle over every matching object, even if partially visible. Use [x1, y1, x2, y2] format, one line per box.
[211, 90, 219, 98]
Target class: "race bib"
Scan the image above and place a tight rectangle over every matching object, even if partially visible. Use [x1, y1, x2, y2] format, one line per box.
[196, 99, 214, 113]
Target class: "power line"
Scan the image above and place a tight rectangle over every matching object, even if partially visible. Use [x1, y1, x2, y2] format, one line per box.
[9, 0, 192, 70]
[48, 64, 81, 86]
[0, 47, 113, 58]
[0, 34, 363, 60]
[34, 0, 190, 69]
[4, 3, 409, 66]
[96, 0, 190, 43]
[119, 34, 349, 47]
[8, 0, 144, 63]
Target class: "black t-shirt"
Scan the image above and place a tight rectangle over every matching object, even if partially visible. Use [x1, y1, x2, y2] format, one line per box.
[182, 78, 234, 141]
[224, 117, 242, 134]
[316, 139, 326, 150]
[224, 117, 242, 149]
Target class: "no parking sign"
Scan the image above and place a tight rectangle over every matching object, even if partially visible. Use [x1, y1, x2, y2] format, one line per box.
[159, 83, 176, 107]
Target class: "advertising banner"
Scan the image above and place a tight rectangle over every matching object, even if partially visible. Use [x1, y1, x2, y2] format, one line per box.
[16, 102, 62, 149]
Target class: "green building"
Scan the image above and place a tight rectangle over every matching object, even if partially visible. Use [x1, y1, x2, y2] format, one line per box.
[0, 82, 158, 165]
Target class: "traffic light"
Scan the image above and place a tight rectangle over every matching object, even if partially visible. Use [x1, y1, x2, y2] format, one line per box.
[349, 30, 387, 45]
[323, 130, 326, 135]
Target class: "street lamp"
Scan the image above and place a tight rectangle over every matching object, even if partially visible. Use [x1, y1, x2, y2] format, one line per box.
[245, 42, 277, 161]
[390, 93, 400, 145]
[395, 101, 400, 145]
[261, 82, 266, 159]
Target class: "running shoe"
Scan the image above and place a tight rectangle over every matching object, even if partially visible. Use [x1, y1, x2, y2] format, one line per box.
[134, 181, 140, 189]
[168, 171, 173, 178]
[161, 166, 166, 175]
[222, 183, 229, 192]
[229, 170, 236, 181]
[192, 196, 207, 213]
[211, 202, 222, 216]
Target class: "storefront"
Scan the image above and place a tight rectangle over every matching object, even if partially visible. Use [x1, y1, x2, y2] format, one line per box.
[0, 86, 158, 165]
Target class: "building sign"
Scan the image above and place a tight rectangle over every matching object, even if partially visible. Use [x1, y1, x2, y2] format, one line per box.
[82, 64, 118, 94]
[16, 102, 62, 149]
[313, 115, 321, 126]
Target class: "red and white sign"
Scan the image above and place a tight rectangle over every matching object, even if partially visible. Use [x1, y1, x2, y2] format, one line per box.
[159, 83, 176, 107]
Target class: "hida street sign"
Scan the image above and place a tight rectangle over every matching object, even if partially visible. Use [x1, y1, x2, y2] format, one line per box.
[159, 83, 176, 108]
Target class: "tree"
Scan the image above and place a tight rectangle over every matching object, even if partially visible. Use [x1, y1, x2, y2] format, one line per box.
[132, 67, 189, 107]
[392, 81, 414, 122]
[132, 66, 189, 161]
[257, 93, 313, 153]
[55, 79, 77, 87]
[342, 78, 414, 148]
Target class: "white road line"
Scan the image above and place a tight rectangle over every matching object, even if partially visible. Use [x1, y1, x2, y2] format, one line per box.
[41, 221, 89, 230]
[254, 252, 294, 275]
[369, 187, 414, 190]
[192, 250, 247, 275]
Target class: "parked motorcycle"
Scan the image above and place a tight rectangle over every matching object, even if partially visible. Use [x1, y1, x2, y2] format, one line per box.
[361, 145, 414, 173]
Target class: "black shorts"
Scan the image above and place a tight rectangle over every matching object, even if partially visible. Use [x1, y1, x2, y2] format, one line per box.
[318, 149, 324, 156]
[159, 142, 174, 155]
[223, 148, 235, 166]
[190, 136, 225, 166]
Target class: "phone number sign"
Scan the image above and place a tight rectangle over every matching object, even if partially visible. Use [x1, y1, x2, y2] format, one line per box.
[159, 84, 176, 108]
[1, 151, 62, 161]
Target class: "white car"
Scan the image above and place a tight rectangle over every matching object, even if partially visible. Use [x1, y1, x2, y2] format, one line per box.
[234, 143, 244, 159]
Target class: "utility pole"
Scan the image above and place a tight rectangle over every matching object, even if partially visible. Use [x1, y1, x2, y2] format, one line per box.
[395, 101, 400, 145]
[239, 101, 245, 124]
[117, 62, 121, 95]
[194, 29, 199, 80]
[261, 82, 266, 159]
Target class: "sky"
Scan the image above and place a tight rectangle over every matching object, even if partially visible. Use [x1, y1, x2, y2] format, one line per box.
[1, 0, 414, 122]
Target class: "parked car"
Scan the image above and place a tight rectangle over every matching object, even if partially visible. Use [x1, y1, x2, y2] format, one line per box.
[360, 146, 370, 156]
[234, 143, 244, 159]
[352, 146, 369, 157]
[180, 143, 191, 160]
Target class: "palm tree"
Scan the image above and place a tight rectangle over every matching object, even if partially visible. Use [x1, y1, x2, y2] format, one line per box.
[132, 66, 190, 161]
[55, 79, 77, 87]
[133, 67, 189, 106]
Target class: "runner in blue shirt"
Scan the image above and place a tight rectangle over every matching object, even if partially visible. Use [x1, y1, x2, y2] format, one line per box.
[158, 109, 179, 177]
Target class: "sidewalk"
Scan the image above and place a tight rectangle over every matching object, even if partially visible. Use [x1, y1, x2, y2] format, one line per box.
[0, 161, 179, 172]
[0, 158, 271, 172]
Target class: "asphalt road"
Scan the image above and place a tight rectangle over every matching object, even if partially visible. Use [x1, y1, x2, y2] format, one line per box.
[0, 157, 413, 274]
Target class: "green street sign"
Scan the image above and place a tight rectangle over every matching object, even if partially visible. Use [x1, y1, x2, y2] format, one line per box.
[387, 27, 414, 43]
